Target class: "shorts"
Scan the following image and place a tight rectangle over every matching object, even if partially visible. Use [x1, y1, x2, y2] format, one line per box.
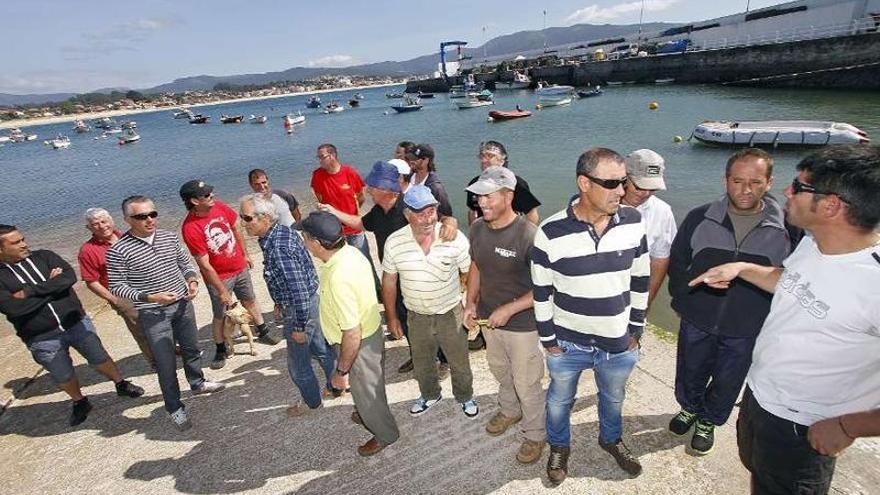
[26, 317, 111, 384]
[206, 268, 256, 320]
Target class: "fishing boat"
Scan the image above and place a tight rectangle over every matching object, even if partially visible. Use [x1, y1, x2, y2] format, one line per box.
[391, 95, 423, 113]
[496, 70, 531, 90]
[577, 87, 603, 98]
[50, 135, 71, 149]
[488, 109, 532, 121]
[72, 120, 91, 133]
[121, 121, 137, 129]
[323, 102, 344, 114]
[416, 91, 435, 99]
[348, 99, 360, 107]
[536, 83, 574, 109]
[9, 128, 38, 142]
[93, 117, 116, 130]
[385, 91, 404, 99]
[457, 97, 493, 109]
[189, 114, 210, 124]
[306, 96, 321, 108]
[249, 115, 268, 124]
[173, 109, 194, 119]
[220, 114, 244, 124]
[118, 130, 140, 145]
[692, 120, 870, 147]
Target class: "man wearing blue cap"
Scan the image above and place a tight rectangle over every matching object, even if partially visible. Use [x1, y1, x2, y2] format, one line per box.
[381, 185, 477, 418]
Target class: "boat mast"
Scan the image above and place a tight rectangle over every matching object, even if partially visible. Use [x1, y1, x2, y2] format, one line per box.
[637, 0, 645, 52]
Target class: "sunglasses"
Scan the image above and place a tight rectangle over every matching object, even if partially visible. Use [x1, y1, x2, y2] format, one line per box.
[582, 174, 628, 189]
[240, 214, 256, 223]
[129, 211, 158, 221]
[790, 178, 849, 203]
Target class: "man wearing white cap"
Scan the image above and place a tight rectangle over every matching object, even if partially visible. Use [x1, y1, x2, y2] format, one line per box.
[463, 166, 546, 464]
[623, 149, 677, 308]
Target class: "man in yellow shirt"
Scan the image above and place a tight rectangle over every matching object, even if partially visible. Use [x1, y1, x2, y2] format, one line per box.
[298, 211, 400, 456]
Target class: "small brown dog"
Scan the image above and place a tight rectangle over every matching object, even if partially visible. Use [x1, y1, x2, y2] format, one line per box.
[223, 303, 256, 357]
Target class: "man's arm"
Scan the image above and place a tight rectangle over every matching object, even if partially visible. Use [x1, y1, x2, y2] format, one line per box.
[0, 286, 52, 317]
[335, 325, 362, 373]
[85, 281, 118, 305]
[355, 189, 365, 208]
[689, 262, 783, 293]
[312, 188, 323, 203]
[279, 243, 314, 330]
[320, 203, 364, 231]
[380, 271, 402, 338]
[21, 252, 77, 297]
[525, 207, 540, 226]
[627, 235, 651, 344]
[667, 212, 695, 300]
[439, 215, 458, 242]
[232, 222, 253, 268]
[530, 229, 558, 349]
[291, 206, 302, 223]
[647, 256, 670, 309]
[194, 254, 232, 307]
[809, 408, 880, 456]
[463, 261, 480, 329]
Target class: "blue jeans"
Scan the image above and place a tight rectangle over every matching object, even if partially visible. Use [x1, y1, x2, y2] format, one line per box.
[546, 339, 639, 446]
[282, 292, 335, 408]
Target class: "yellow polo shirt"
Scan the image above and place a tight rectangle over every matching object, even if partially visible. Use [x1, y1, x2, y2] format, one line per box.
[318, 245, 381, 344]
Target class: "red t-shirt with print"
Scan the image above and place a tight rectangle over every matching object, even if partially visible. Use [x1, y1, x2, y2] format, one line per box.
[310, 164, 365, 235]
[181, 200, 247, 280]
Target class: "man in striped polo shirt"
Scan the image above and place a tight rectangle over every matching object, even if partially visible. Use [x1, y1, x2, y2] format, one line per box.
[531, 148, 650, 484]
[381, 185, 477, 418]
[107, 195, 226, 431]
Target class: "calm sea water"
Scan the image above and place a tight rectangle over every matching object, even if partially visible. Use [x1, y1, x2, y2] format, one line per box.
[2, 84, 878, 331]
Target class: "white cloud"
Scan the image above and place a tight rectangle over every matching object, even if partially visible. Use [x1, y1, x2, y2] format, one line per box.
[61, 17, 181, 60]
[306, 55, 356, 68]
[565, 0, 680, 24]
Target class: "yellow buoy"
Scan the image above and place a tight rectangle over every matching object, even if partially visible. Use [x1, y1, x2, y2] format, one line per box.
[649, 101, 659, 110]
[673, 135, 683, 143]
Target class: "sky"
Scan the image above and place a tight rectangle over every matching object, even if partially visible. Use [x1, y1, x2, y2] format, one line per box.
[4, 0, 784, 94]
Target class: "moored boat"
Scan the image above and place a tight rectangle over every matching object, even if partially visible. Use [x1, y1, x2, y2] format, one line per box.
[692, 120, 870, 147]
[349, 99, 360, 107]
[496, 70, 531, 90]
[93, 117, 116, 130]
[118, 130, 140, 145]
[220, 114, 244, 124]
[386, 92, 404, 99]
[354, 92, 364, 100]
[249, 114, 268, 124]
[577, 87, 603, 98]
[416, 91, 435, 99]
[72, 120, 91, 133]
[189, 114, 210, 124]
[306, 96, 321, 108]
[323, 102, 344, 114]
[457, 97, 493, 109]
[121, 121, 137, 129]
[50, 135, 71, 149]
[173, 109, 194, 119]
[488, 109, 532, 121]
[391, 95, 423, 113]
[9, 128, 38, 142]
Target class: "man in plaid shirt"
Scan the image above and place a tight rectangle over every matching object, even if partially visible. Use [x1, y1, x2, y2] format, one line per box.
[240, 193, 337, 416]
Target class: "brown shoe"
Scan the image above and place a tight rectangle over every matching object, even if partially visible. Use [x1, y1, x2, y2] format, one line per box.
[485, 411, 522, 436]
[357, 436, 389, 457]
[351, 410, 364, 426]
[517, 439, 546, 465]
[286, 404, 311, 418]
[546, 445, 570, 485]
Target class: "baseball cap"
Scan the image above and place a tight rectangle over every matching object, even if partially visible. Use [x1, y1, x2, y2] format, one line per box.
[293, 211, 343, 244]
[403, 184, 439, 212]
[465, 166, 516, 195]
[387, 158, 411, 176]
[408, 143, 434, 160]
[365, 161, 401, 192]
[179, 180, 214, 201]
[625, 149, 667, 190]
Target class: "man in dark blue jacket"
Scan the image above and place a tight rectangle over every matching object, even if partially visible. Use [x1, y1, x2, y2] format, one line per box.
[667, 149, 795, 455]
[0, 225, 144, 427]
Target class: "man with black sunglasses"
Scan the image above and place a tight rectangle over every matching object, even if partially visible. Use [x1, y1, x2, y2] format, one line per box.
[668, 148, 795, 456]
[531, 147, 650, 484]
[691, 144, 880, 494]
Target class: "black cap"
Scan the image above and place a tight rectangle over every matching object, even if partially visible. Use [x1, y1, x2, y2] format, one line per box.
[179, 180, 214, 201]
[408, 143, 434, 160]
[294, 211, 343, 244]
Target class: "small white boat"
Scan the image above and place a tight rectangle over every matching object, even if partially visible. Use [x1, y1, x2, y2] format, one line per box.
[72, 120, 91, 133]
[536, 97, 572, 109]
[654, 78, 675, 84]
[0, 136, 10, 143]
[118, 130, 140, 145]
[457, 98, 493, 109]
[323, 102, 344, 114]
[50, 135, 71, 149]
[9, 128, 38, 142]
[497, 70, 531, 90]
[692, 120, 870, 147]
[103, 127, 123, 134]
[535, 82, 574, 109]
[173, 109, 194, 119]
[249, 115, 268, 124]
[121, 121, 137, 129]
[391, 95, 423, 113]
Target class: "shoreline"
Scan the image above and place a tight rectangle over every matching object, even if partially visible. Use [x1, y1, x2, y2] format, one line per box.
[0, 81, 405, 130]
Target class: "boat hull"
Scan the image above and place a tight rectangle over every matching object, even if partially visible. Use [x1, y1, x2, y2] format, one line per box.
[692, 120, 870, 147]
[391, 105, 423, 113]
[488, 110, 531, 121]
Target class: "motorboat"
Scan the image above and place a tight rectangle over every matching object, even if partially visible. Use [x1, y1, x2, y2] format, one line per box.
[416, 91, 435, 99]
[220, 114, 244, 123]
[577, 87, 603, 98]
[189, 114, 210, 124]
[72, 120, 91, 133]
[348, 98, 360, 107]
[488, 109, 532, 121]
[306, 96, 321, 108]
[249, 114, 268, 124]
[536, 97, 572, 108]
[118, 130, 140, 145]
[93, 117, 116, 129]
[173, 109, 194, 119]
[496, 71, 531, 90]
[50, 135, 70, 149]
[0, 136, 9, 143]
[692, 120, 870, 147]
[102, 127, 123, 135]
[536, 83, 574, 109]
[457, 97, 493, 109]
[391, 95, 423, 113]
[121, 121, 137, 129]
[286, 112, 306, 126]
[9, 128, 38, 142]
[475, 89, 494, 102]
[385, 92, 404, 99]
[323, 102, 344, 114]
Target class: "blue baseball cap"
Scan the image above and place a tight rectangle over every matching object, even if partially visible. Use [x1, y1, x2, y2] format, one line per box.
[403, 184, 439, 212]
[365, 161, 401, 192]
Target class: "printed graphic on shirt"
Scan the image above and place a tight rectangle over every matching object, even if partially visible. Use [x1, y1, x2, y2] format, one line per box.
[494, 247, 517, 258]
[778, 270, 829, 319]
[204, 218, 237, 256]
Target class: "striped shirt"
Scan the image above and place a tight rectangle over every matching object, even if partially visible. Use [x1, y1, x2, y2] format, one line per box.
[107, 229, 198, 310]
[382, 224, 470, 315]
[531, 201, 650, 353]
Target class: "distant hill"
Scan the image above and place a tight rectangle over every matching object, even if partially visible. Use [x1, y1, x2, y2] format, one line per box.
[0, 92, 77, 106]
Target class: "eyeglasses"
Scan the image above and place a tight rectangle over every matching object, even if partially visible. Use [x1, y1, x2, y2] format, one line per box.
[240, 214, 256, 223]
[129, 211, 158, 221]
[199, 192, 213, 199]
[790, 178, 849, 203]
[582, 174, 628, 190]
[317, 154, 332, 161]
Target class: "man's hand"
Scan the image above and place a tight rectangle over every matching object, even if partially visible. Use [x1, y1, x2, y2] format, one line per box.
[331, 371, 347, 390]
[808, 417, 856, 456]
[246, 257, 254, 269]
[689, 263, 743, 290]
[11, 289, 25, 300]
[627, 336, 641, 351]
[488, 305, 514, 329]
[186, 280, 199, 300]
[274, 304, 283, 320]
[439, 216, 458, 242]
[49, 267, 63, 279]
[546, 345, 563, 356]
[387, 318, 404, 340]
[147, 292, 179, 305]
[462, 304, 478, 331]
[290, 331, 307, 345]
[317, 203, 339, 216]
[220, 290, 235, 308]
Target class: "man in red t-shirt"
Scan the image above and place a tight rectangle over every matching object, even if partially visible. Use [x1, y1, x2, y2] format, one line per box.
[311, 143, 372, 260]
[78, 207, 155, 368]
[179, 180, 279, 370]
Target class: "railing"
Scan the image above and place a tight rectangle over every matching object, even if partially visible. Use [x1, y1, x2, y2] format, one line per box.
[695, 16, 879, 51]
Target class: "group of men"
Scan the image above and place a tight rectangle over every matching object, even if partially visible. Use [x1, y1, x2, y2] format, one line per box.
[1, 139, 877, 493]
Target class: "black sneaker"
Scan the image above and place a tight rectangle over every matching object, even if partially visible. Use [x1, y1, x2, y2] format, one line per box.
[546, 445, 570, 485]
[257, 330, 281, 346]
[210, 352, 226, 370]
[115, 379, 145, 398]
[600, 439, 642, 476]
[669, 409, 698, 436]
[691, 419, 715, 455]
[69, 397, 92, 427]
[468, 332, 486, 351]
[397, 358, 414, 374]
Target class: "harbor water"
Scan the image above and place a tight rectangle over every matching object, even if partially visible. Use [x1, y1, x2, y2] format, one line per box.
[1, 84, 879, 332]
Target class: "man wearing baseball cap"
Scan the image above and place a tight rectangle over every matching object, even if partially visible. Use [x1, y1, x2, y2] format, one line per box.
[463, 166, 546, 464]
[382, 185, 476, 418]
[299, 211, 399, 456]
[622, 149, 677, 308]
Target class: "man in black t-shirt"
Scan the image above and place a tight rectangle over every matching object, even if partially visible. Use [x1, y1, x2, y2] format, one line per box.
[466, 141, 540, 226]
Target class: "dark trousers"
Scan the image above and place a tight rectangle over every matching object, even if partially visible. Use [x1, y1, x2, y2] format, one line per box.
[397, 280, 446, 364]
[674, 319, 756, 425]
[737, 387, 836, 495]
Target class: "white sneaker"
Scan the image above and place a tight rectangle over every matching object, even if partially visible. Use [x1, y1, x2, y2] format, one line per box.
[461, 399, 479, 418]
[410, 395, 441, 416]
[193, 381, 226, 395]
[170, 407, 191, 431]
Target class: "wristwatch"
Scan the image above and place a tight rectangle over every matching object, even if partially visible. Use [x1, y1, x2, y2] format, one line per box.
[335, 367, 350, 376]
